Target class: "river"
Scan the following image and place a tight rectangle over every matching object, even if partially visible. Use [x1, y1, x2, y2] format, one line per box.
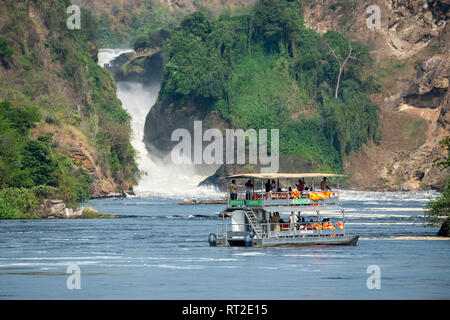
[0, 190, 449, 299]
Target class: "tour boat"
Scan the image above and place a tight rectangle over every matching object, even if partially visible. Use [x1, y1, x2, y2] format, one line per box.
[208, 173, 359, 247]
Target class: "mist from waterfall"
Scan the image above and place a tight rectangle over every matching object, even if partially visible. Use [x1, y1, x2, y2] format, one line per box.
[98, 49, 222, 198]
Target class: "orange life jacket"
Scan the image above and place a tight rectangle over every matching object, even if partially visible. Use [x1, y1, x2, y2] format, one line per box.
[322, 222, 336, 230]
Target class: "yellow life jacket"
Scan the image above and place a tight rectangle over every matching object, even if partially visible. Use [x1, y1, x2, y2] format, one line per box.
[309, 192, 320, 201]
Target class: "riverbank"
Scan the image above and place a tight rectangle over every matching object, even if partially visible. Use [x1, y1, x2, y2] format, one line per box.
[0, 198, 116, 220]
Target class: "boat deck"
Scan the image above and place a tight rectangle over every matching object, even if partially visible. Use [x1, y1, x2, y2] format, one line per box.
[211, 207, 357, 247]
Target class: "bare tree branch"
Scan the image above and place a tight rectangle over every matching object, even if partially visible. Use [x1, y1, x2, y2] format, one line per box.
[325, 39, 359, 98]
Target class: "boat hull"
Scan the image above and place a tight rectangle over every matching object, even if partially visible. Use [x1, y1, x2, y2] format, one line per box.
[214, 235, 359, 247]
[254, 235, 359, 247]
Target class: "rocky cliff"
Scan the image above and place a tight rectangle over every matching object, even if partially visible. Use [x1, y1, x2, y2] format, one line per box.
[302, 0, 449, 190]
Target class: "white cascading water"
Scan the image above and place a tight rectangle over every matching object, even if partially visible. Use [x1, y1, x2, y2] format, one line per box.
[98, 49, 222, 198]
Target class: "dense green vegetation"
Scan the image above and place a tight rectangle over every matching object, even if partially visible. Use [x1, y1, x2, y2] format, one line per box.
[154, 0, 380, 171]
[0, 0, 139, 218]
[91, 3, 182, 47]
[427, 181, 450, 220]
[0, 0, 138, 183]
[81, 207, 116, 219]
[0, 101, 91, 219]
[0, 186, 63, 219]
[426, 138, 450, 224]
[0, 36, 13, 68]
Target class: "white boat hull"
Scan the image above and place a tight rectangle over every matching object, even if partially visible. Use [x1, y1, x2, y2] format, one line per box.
[214, 234, 358, 247]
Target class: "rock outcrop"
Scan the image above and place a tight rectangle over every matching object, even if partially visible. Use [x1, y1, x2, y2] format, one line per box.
[40, 199, 84, 219]
[106, 49, 164, 84]
[180, 199, 226, 205]
[438, 217, 450, 236]
[304, 0, 449, 191]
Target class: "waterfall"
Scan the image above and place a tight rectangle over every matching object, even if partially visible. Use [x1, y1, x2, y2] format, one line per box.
[98, 49, 222, 198]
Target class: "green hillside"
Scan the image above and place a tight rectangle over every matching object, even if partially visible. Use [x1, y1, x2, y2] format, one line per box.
[147, 0, 380, 172]
[0, 0, 138, 218]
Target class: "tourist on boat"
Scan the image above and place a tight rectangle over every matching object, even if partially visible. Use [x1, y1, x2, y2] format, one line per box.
[245, 179, 253, 200]
[271, 180, 277, 192]
[229, 180, 237, 200]
[269, 213, 279, 229]
[296, 178, 306, 191]
[265, 179, 271, 193]
[272, 212, 281, 223]
[265, 179, 272, 199]
[271, 180, 278, 198]
[289, 213, 299, 230]
[320, 177, 332, 191]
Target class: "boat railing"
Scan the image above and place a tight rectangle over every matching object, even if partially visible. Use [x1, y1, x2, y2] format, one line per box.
[228, 191, 339, 209]
[216, 221, 346, 240]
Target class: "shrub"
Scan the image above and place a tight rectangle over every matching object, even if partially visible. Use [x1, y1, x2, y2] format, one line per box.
[81, 207, 101, 219]
[0, 187, 40, 219]
[0, 36, 13, 68]
[0, 198, 21, 219]
[426, 180, 450, 223]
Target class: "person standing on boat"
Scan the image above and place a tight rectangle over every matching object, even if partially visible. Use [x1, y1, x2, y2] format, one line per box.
[271, 180, 277, 198]
[230, 180, 238, 200]
[320, 177, 332, 191]
[245, 179, 253, 200]
[296, 178, 306, 191]
[265, 179, 271, 199]
[289, 212, 299, 230]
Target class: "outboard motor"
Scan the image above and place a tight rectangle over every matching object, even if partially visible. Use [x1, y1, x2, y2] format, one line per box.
[208, 233, 217, 246]
[244, 233, 253, 247]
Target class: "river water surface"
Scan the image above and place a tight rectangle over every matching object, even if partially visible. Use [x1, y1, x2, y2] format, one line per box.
[1, 190, 449, 299]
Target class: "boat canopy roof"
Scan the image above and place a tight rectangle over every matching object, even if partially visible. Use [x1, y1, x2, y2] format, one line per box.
[226, 173, 347, 180]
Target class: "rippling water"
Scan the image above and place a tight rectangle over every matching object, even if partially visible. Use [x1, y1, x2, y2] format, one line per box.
[0, 191, 449, 299]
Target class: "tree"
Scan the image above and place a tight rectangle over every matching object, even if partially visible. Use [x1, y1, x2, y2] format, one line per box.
[323, 32, 359, 98]
[426, 137, 450, 232]
[0, 36, 13, 68]
[180, 11, 212, 40]
[253, 0, 303, 54]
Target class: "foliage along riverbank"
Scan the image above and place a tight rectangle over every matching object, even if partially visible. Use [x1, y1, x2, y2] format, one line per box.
[426, 138, 450, 236]
[0, 102, 113, 220]
[0, 0, 140, 218]
[144, 0, 381, 174]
